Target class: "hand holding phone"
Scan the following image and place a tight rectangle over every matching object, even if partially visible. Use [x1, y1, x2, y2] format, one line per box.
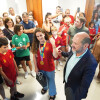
[77, 7, 80, 13]
[11, 47, 17, 52]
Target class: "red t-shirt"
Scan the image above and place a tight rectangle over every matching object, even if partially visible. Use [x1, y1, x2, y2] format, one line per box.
[37, 41, 55, 72]
[89, 28, 96, 43]
[0, 50, 17, 87]
[52, 35, 63, 47]
[52, 35, 63, 60]
[60, 15, 74, 25]
[58, 24, 70, 46]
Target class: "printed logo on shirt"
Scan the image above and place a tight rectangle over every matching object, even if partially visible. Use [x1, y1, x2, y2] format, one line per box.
[18, 42, 23, 47]
[9, 55, 12, 59]
[3, 59, 6, 63]
[64, 33, 67, 35]
[15, 37, 18, 40]
[45, 46, 49, 51]
[57, 40, 60, 44]
[23, 38, 25, 41]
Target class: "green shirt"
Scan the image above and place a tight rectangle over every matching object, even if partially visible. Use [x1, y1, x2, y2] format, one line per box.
[12, 33, 30, 57]
[67, 25, 89, 45]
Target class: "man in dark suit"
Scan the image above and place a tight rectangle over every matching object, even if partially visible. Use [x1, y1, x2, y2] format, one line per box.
[61, 32, 97, 100]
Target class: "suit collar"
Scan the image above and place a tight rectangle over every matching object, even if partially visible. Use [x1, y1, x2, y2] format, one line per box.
[68, 50, 90, 78]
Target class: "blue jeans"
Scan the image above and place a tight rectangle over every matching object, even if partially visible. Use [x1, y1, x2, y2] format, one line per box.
[40, 70, 57, 96]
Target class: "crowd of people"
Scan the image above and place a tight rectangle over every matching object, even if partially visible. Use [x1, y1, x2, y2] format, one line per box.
[0, 4, 100, 100]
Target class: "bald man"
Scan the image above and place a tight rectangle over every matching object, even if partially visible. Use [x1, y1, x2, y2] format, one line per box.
[61, 32, 97, 100]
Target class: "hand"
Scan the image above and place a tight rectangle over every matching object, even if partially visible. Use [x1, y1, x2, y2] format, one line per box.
[58, 49, 62, 56]
[58, 12, 63, 15]
[66, 46, 69, 52]
[22, 45, 27, 49]
[16, 69, 19, 76]
[8, 79, 13, 85]
[49, 37, 56, 47]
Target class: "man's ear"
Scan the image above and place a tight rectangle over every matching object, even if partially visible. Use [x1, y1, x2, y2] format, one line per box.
[84, 43, 89, 49]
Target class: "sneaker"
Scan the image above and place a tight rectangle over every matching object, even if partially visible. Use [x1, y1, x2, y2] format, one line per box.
[57, 67, 60, 71]
[30, 71, 36, 77]
[59, 61, 63, 66]
[10, 96, 19, 100]
[24, 72, 28, 79]
[14, 92, 24, 98]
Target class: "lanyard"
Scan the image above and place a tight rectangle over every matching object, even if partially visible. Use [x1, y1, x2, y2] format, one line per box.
[39, 41, 46, 61]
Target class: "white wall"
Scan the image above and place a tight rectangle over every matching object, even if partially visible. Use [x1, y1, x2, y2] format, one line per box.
[42, 0, 58, 21]
[42, 0, 86, 21]
[58, 0, 86, 16]
[0, 0, 27, 17]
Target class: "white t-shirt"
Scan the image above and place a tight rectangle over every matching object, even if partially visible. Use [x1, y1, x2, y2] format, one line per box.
[9, 14, 17, 24]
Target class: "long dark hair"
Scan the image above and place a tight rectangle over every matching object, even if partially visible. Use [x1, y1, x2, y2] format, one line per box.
[45, 12, 52, 24]
[32, 28, 49, 54]
[92, 10, 98, 22]
[16, 15, 22, 24]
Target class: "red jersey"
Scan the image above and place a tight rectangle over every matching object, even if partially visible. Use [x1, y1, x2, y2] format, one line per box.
[37, 41, 55, 72]
[52, 35, 63, 60]
[52, 35, 63, 47]
[60, 15, 74, 26]
[58, 24, 70, 46]
[89, 28, 96, 43]
[0, 50, 17, 87]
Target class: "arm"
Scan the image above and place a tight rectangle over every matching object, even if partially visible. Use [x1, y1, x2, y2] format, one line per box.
[61, 51, 71, 57]
[0, 67, 13, 85]
[22, 42, 30, 50]
[42, 22, 51, 32]
[49, 37, 59, 58]
[33, 54, 39, 73]
[51, 12, 63, 19]
[12, 45, 22, 50]
[13, 59, 18, 76]
[23, 27, 36, 33]
[75, 63, 97, 100]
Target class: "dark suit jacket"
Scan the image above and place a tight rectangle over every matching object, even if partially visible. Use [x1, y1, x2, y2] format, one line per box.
[62, 50, 97, 100]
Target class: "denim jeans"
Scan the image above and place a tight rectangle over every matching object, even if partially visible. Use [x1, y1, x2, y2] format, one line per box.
[40, 70, 57, 96]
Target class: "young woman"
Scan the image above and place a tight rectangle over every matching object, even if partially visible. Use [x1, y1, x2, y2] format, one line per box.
[3, 17, 14, 42]
[15, 15, 22, 24]
[42, 13, 55, 37]
[92, 11, 100, 34]
[32, 28, 59, 100]
[12, 24, 35, 79]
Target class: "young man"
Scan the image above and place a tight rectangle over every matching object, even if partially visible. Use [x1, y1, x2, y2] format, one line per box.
[0, 37, 24, 100]
[67, 16, 89, 46]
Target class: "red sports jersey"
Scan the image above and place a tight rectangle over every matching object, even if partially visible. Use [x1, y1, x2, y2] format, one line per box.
[89, 28, 96, 44]
[0, 50, 17, 87]
[58, 24, 70, 46]
[52, 35, 63, 60]
[37, 41, 55, 71]
[52, 35, 63, 47]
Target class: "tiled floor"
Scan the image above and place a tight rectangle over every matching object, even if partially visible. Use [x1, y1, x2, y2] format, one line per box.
[0, 53, 100, 100]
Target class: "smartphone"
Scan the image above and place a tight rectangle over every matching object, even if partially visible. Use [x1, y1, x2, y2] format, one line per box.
[60, 8, 63, 12]
[77, 7, 80, 13]
[11, 47, 17, 51]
